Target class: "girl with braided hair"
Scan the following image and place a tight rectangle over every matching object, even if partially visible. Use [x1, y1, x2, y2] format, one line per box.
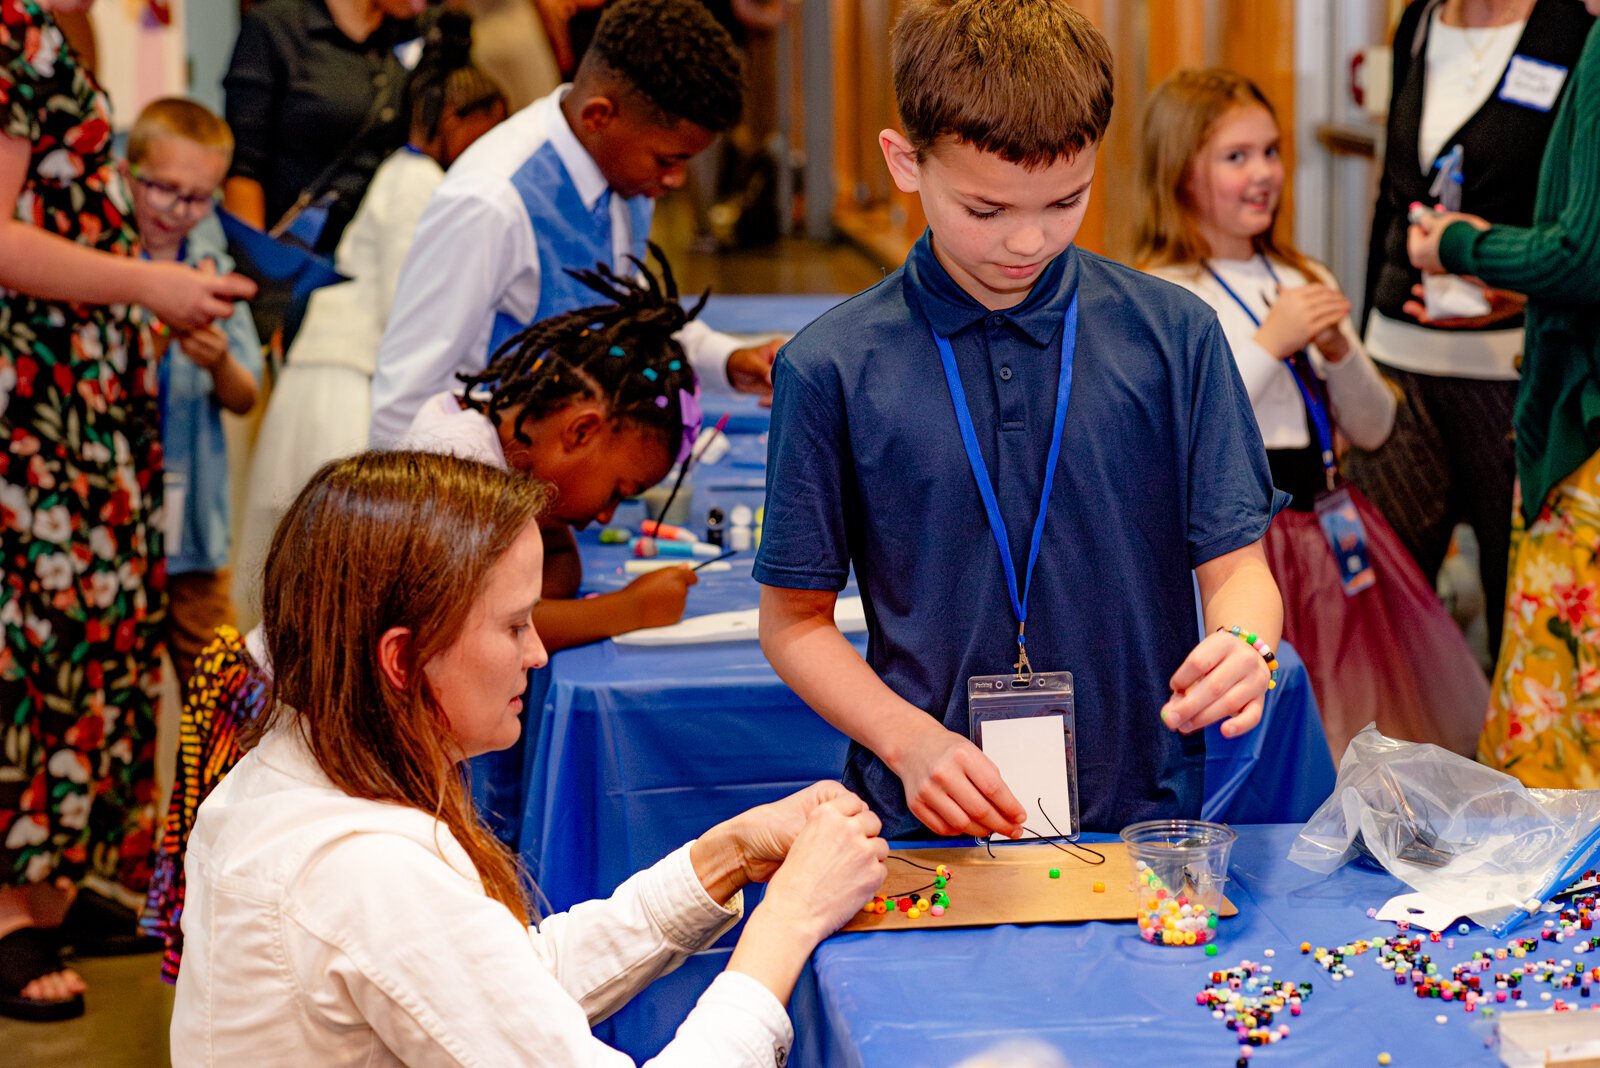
[397, 244, 705, 649]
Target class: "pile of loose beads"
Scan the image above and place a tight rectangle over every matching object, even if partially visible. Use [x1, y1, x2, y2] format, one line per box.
[1134, 860, 1218, 945]
[1357, 886, 1600, 1016]
[1306, 938, 1379, 981]
[862, 864, 953, 920]
[1194, 959, 1310, 1065]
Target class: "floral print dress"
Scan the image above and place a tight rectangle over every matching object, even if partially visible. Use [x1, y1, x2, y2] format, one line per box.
[0, 0, 164, 894]
[1483, 450, 1600, 789]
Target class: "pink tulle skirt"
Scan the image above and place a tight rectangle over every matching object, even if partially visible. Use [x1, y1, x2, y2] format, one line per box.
[1266, 486, 1488, 761]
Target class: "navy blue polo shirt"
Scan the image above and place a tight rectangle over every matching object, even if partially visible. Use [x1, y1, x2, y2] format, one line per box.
[754, 232, 1282, 837]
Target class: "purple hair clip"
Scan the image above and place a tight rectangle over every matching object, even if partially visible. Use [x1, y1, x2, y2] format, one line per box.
[676, 387, 703, 463]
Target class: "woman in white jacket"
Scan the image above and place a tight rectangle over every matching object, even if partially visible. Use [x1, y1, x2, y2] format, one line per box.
[172, 449, 886, 1065]
[1135, 69, 1489, 760]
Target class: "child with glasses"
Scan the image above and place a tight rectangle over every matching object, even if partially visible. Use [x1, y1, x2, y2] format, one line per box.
[126, 98, 263, 704]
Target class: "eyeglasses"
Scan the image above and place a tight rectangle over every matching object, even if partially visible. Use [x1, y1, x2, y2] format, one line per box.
[129, 167, 219, 217]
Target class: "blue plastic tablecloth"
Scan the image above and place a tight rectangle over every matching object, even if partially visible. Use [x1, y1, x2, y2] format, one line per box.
[794, 823, 1506, 1067]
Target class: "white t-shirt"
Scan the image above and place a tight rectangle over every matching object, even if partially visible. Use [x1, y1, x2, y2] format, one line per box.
[171, 727, 793, 1066]
[1147, 257, 1396, 451]
[1419, 11, 1526, 170]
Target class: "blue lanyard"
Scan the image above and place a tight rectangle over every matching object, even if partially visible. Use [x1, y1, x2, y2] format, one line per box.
[933, 294, 1078, 680]
[1202, 258, 1337, 489]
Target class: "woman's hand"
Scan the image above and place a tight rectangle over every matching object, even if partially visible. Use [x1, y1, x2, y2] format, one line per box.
[140, 260, 256, 333]
[1402, 279, 1527, 329]
[1161, 630, 1271, 739]
[1407, 209, 1490, 273]
[756, 797, 887, 942]
[722, 796, 887, 1002]
[722, 781, 861, 884]
[1253, 284, 1350, 359]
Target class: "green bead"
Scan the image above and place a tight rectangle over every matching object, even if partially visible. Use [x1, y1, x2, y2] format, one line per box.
[1049, 868, 1061, 879]
[934, 877, 947, 888]
[1208, 915, 1219, 928]
[1205, 944, 1219, 957]
[1245, 632, 1257, 645]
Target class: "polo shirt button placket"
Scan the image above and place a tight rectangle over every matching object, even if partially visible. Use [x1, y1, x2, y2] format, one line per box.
[999, 366, 1013, 381]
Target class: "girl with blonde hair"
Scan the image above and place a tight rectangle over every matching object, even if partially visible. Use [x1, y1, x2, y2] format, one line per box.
[1136, 69, 1488, 760]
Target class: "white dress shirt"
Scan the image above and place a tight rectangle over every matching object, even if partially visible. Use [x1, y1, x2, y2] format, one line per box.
[171, 727, 794, 1066]
[369, 87, 742, 446]
[1148, 258, 1396, 451]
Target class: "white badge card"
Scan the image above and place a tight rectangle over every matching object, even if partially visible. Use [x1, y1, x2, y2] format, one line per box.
[162, 469, 186, 560]
[1499, 55, 1568, 112]
[968, 672, 1078, 842]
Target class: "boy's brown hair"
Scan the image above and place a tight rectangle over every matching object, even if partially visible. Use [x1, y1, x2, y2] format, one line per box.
[891, 0, 1113, 167]
[128, 97, 234, 168]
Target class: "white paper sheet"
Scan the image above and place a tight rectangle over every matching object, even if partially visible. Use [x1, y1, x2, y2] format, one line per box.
[979, 713, 1072, 841]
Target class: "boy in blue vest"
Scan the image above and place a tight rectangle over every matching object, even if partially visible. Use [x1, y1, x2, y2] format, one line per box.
[756, 0, 1287, 839]
[371, 0, 776, 447]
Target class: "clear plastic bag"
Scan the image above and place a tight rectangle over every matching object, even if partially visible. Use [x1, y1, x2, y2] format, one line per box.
[1289, 726, 1600, 933]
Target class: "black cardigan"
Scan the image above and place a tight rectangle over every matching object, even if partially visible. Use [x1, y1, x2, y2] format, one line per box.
[1363, 0, 1593, 331]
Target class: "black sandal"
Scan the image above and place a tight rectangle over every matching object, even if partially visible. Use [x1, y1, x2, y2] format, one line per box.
[0, 927, 85, 1022]
[57, 889, 160, 958]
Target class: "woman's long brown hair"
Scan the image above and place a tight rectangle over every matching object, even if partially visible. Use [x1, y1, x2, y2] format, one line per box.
[1134, 68, 1317, 280]
[249, 451, 550, 924]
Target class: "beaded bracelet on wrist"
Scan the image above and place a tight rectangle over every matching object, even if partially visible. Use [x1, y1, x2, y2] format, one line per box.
[1219, 625, 1280, 690]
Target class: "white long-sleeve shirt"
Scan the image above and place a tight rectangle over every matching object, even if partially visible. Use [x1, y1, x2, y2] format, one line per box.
[1147, 257, 1397, 451]
[369, 87, 741, 446]
[171, 727, 793, 1066]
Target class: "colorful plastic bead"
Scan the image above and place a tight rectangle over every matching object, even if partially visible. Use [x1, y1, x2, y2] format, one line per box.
[1049, 868, 1060, 879]
[1093, 881, 1105, 893]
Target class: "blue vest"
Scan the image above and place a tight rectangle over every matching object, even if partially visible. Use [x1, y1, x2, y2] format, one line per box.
[487, 141, 653, 357]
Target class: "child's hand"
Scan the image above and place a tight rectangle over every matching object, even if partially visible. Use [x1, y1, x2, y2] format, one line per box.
[893, 723, 1026, 839]
[621, 565, 698, 630]
[726, 338, 782, 405]
[140, 260, 256, 333]
[1311, 324, 1349, 363]
[1254, 285, 1349, 360]
[176, 325, 229, 371]
[1161, 631, 1270, 739]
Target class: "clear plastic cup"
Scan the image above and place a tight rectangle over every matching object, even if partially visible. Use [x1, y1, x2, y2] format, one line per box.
[1120, 819, 1237, 947]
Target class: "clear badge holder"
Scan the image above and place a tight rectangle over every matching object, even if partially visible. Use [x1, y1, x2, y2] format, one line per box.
[967, 671, 1079, 842]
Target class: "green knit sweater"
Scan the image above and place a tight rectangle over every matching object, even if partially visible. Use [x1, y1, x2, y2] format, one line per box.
[1440, 21, 1600, 525]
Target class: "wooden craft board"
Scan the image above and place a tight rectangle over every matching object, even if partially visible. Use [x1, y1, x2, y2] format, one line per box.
[840, 842, 1238, 933]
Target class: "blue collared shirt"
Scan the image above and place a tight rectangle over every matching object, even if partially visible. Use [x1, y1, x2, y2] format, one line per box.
[159, 214, 264, 575]
[755, 232, 1283, 836]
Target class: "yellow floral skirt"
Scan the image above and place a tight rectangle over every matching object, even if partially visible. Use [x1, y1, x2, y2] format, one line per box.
[1483, 447, 1600, 787]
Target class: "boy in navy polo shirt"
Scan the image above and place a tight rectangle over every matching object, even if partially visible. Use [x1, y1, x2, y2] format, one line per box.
[755, 0, 1286, 839]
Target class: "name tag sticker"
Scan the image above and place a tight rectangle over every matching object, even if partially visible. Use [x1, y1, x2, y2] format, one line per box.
[1499, 55, 1568, 112]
